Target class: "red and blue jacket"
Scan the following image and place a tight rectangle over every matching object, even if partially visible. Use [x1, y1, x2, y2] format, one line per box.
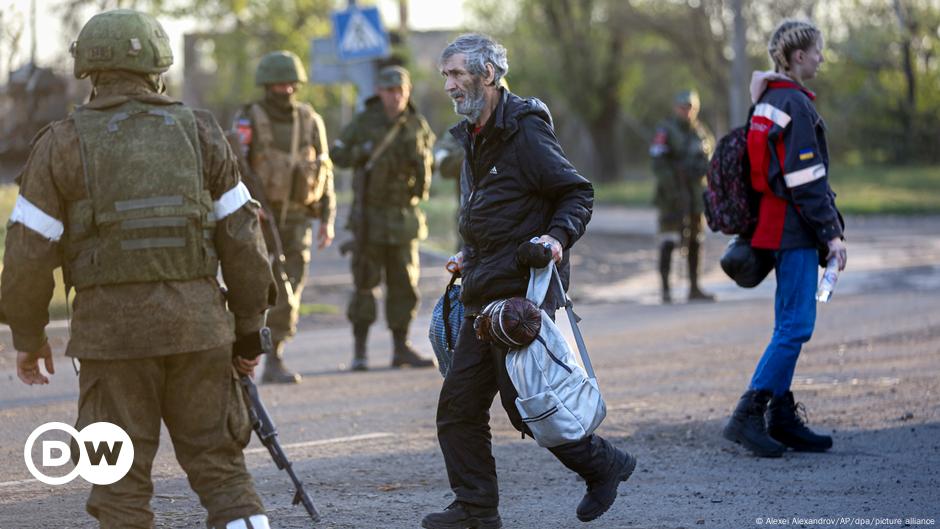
[747, 80, 843, 250]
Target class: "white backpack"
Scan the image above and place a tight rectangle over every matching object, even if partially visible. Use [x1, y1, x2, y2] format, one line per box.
[506, 263, 607, 447]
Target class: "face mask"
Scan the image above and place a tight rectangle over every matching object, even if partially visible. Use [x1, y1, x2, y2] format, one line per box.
[265, 89, 295, 111]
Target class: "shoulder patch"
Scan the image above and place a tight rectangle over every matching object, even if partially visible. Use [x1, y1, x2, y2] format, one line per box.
[235, 117, 253, 147]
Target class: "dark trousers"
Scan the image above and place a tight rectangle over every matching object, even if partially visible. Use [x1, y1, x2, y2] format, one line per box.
[436, 315, 618, 508]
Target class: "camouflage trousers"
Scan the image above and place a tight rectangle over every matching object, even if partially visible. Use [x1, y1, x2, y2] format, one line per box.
[268, 211, 313, 344]
[77, 346, 264, 529]
[347, 240, 420, 331]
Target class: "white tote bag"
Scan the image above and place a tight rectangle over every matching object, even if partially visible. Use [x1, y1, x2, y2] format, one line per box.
[505, 262, 606, 447]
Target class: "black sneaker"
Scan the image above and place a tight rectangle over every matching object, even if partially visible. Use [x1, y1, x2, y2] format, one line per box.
[421, 501, 502, 529]
[576, 449, 637, 522]
[767, 392, 833, 452]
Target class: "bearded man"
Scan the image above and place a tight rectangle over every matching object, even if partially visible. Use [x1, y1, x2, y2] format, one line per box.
[421, 33, 637, 529]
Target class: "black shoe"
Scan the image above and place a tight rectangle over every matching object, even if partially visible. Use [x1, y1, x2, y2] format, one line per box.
[421, 501, 502, 529]
[662, 289, 672, 304]
[722, 390, 785, 457]
[767, 392, 833, 452]
[261, 356, 302, 384]
[576, 449, 637, 522]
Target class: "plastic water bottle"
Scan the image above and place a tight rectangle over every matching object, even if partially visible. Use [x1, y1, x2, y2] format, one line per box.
[815, 257, 840, 303]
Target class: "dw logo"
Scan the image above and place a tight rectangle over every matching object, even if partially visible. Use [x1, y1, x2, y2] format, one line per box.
[24, 422, 134, 485]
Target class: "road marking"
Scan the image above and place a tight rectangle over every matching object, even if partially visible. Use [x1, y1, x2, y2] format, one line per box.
[0, 478, 40, 488]
[0, 433, 397, 489]
[244, 432, 395, 455]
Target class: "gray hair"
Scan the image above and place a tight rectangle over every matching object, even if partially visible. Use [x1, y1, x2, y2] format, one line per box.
[440, 33, 509, 85]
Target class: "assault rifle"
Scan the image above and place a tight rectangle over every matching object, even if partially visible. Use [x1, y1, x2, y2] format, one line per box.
[225, 131, 298, 307]
[240, 327, 320, 523]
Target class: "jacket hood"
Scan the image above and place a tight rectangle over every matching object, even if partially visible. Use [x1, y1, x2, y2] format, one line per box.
[750, 70, 791, 103]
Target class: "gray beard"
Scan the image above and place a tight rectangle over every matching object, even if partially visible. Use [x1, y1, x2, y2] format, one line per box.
[451, 78, 486, 123]
[453, 93, 485, 123]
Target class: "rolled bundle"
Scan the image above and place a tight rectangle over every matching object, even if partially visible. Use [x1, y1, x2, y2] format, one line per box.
[474, 297, 542, 349]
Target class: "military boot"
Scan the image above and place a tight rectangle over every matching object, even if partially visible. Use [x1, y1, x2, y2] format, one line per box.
[687, 239, 716, 302]
[767, 391, 833, 452]
[576, 448, 637, 522]
[421, 501, 502, 529]
[351, 324, 369, 372]
[722, 390, 785, 457]
[659, 240, 674, 304]
[261, 342, 302, 384]
[391, 329, 434, 368]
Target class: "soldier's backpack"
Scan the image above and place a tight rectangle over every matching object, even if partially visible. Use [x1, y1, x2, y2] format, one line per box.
[702, 122, 760, 236]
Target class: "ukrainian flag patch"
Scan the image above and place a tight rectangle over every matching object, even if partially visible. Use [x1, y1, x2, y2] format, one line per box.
[799, 148, 815, 161]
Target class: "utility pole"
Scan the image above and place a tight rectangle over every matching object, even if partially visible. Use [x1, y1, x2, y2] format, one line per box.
[29, 0, 37, 66]
[729, 0, 748, 128]
[399, 0, 409, 44]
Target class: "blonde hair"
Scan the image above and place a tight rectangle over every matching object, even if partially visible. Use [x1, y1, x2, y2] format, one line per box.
[768, 20, 822, 73]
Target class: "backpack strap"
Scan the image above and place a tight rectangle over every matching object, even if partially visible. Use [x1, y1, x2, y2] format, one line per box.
[548, 262, 597, 380]
[443, 272, 460, 352]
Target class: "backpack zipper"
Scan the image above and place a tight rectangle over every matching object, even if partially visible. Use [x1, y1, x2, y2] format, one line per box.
[535, 335, 572, 373]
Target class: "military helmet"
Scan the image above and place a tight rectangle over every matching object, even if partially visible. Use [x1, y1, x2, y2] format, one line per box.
[70, 9, 173, 79]
[255, 51, 308, 86]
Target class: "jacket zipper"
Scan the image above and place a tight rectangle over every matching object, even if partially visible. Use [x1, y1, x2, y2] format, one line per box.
[465, 134, 486, 245]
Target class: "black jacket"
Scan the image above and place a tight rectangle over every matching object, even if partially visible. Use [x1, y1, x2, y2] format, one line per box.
[452, 89, 593, 311]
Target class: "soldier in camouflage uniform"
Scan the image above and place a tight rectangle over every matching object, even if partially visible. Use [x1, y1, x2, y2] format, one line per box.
[233, 50, 336, 384]
[332, 66, 435, 371]
[650, 89, 716, 303]
[2, 10, 276, 529]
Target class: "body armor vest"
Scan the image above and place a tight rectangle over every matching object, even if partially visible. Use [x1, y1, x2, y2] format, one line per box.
[66, 98, 218, 289]
[248, 103, 326, 206]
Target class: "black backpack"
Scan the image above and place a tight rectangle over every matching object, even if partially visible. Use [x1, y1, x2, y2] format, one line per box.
[702, 121, 760, 236]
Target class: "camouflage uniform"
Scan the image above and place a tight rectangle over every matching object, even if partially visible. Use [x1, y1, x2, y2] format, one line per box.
[233, 50, 335, 383]
[332, 66, 435, 369]
[0, 10, 275, 529]
[650, 90, 715, 302]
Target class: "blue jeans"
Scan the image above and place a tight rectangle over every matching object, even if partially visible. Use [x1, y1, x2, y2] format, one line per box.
[749, 247, 818, 396]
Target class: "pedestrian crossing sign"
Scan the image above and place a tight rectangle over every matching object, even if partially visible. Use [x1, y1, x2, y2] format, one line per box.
[331, 5, 390, 62]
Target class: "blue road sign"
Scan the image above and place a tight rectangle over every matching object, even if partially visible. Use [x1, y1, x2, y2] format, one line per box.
[331, 5, 390, 62]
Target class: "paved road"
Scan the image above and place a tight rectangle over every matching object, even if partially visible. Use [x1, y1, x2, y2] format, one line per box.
[1, 209, 938, 528]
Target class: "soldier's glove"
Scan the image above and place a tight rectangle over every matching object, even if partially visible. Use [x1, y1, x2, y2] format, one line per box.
[233, 328, 274, 360]
[516, 240, 553, 269]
